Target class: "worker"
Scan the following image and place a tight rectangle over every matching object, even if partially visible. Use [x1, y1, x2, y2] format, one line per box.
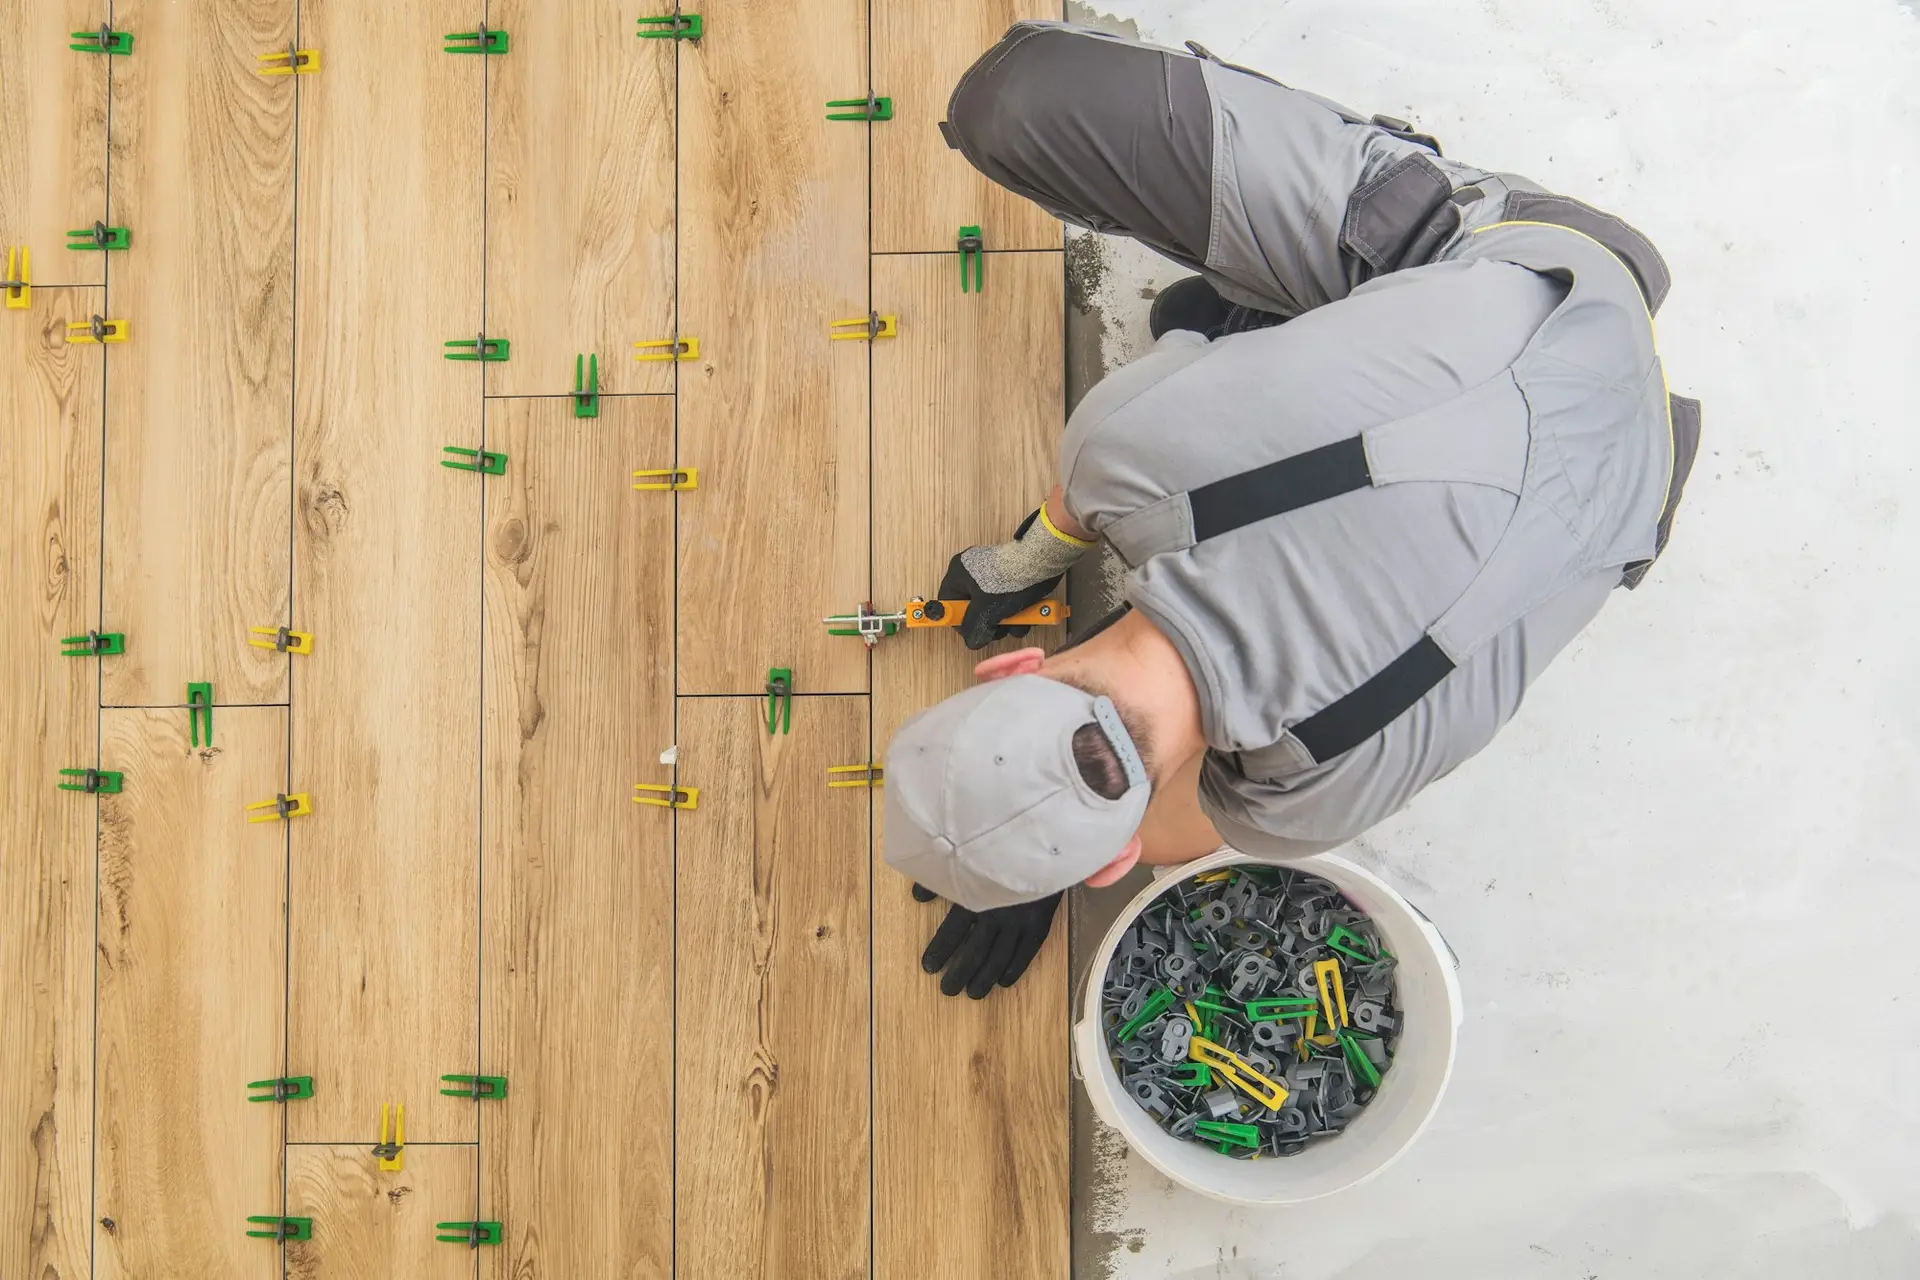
[885, 23, 1701, 999]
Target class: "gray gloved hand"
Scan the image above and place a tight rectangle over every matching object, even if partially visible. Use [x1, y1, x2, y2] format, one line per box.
[938, 506, 1091, 649]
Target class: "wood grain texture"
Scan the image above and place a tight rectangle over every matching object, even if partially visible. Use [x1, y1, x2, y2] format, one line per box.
[869, 251, 1069, 1280]
[674, 695, 871, 1280]
[285, 1145, 477, 1280]
[0, 290, 102, 1280]
[102, 0, 295, 706]
[479, 398, 674, 1280]
[871, 0, 1063, 253]
[0, 0, 109, 287]
[288, 0, 483, 1144]
[94, 708, 287, 1280]
[677, 0, 871, 694]
[484, 0, 676, 396]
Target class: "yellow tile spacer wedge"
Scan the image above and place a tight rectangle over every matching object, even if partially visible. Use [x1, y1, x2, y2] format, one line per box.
[634, 337, 698, 361]
[634, 783, 698, 810]
[827, 764, 884, 789]
[3, 247, 28, 309]
[829, 311, 896, 341]
[632, 467, 698, 492]
[257, 45, 320, 74]
[245, 793, 312, 823]
[1314, 957, 1350, 1030]
[1188, 1036, 1289, 1111]
[66, 315, 128, 343]
[373, 1103, 405, 1172]
[248, 625, 314, 654]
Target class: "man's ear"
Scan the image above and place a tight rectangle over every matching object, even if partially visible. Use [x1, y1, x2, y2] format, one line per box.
[973, 647, 1046, 682]
[1083, 836, 1142, 889]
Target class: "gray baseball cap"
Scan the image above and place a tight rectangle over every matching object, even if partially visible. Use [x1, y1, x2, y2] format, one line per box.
[884, 675, 1152, 911]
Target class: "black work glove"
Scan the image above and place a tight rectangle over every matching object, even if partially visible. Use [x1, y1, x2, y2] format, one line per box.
[913, 883, 1062, 999]
[938, 508, 1090, 650]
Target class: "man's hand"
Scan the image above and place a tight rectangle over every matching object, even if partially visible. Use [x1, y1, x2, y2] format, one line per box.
[913, 884, 1061, 998]
[940, 504, 1092, 650]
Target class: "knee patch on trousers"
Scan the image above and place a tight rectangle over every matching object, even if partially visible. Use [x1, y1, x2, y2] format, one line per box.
[942, 23, 1215, 263]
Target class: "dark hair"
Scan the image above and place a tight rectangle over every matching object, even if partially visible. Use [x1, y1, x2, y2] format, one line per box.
[1072, 723, 1132, 800]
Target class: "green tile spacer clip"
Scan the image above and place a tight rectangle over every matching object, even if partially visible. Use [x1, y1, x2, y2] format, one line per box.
[1115, 986, 1176, 1043]
[187, 682, 214, 748]
[439, 1074, 508, 1099]
[1243, 995, 1319, 1022]
[823, 603, 903, 643]
[826, 94, 891, 122]
[958, 225, 983, 294]
[1193, 1120, 1260, 1150]
[71, 24, 133, 55]
[826, 621, 899, 639]
[59, 768, 122, 794]
[637, 13, 702, 39]
[445, 333, 510, 362]
[1166, 1062, 1212, 1089]
[61, 630, 124, 657]
[437, 1221, 503, 1248]
[1337, 1028, 1383, 1089]
[67, 222, 130, 251]
[245, 1216, 312, 1240]
[247, 1075, 314, 1103]
[1327, 924, 1391, 965]
[573, 353, 599, 418]
[442, 446, 507, 476]
[444, 26, 508, 54]
[765, 668, 793, 736]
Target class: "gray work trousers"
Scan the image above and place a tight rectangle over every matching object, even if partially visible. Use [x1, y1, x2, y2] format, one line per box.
[942, 22, 1480, 318]
[942, 22, 1682, 324]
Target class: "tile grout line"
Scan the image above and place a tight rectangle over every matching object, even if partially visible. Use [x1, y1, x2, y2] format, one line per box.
[677, 690, 873, 700]
[669, 5, 684, 1275]
[864, 1, 878, 1275]
[284, 1, 304, 1267]
[98, 701, 294, 709]
[475, 2, 492, 1258]
[281, 1140, 485, 1148]
[482, 390, 675, 400]
[90, 6, 116, 1274]
[871, 247, 1062, 256]
[1059, 4, 1077, 1267]
[1059, 4, 1077, 1263]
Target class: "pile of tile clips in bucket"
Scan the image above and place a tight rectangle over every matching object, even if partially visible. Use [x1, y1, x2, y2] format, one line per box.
[1101, 865, 1402, 1158]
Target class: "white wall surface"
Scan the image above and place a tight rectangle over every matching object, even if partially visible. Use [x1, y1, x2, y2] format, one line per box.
[1071, 1, 1920, 1275]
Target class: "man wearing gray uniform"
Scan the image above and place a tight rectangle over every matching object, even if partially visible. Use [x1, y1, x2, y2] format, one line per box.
[886, 23, 1701, 998]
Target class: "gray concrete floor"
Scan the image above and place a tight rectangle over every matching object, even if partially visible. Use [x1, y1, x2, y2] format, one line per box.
[1063, 218, 1161, 1279]
[1057, 17, 1187, 1270]
[1059, 1, 1920, 1275]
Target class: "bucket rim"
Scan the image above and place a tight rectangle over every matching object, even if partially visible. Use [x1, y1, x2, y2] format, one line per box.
[1073, 847, 1462, 1205]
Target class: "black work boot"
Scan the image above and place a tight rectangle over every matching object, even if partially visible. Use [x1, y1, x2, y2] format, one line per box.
[1148, 275, 1234, 339]
[1148, 275, 1290, 340]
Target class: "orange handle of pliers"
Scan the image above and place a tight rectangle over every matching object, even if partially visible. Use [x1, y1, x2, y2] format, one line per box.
[902, 597, 1069, 629]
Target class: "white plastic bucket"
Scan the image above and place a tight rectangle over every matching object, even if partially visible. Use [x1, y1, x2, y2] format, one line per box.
[1074, 848, 1463, 1205]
